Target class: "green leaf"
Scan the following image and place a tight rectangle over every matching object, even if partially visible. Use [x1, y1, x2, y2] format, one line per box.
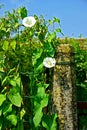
[33, 107, 43, 127]
[6, 114, 17, 126]
[56, 28, 64, 36]
[9, 72, 21, 87]
[33, 48, 43, 65]
[44, 41, 55, 57]
[37, 85, 45, 98]
[53, 17, 60, 24]
[10, 40, 16, 50]
[34, 83, 48, 110]
[1, 76, 8, 86]
[8, 72, 21, 87]
[0, 51, 5, 64]
[36, 83, 49, 104]
[17, 7, 27, 19]
[0, 109, 2, 116]
[8, 87, 22, 107]
[14, 73, 21, 87]
[6, 28, 10, 32]
[42, 114, 57, 130]
[2, 41, 9, 51]
[2, 102, 12, 116]
[44, 83, 49, 89]
[17, 120, 24, 130]
[0, 94, 6, 106]
[49, 19, 53, 25]
[0, 117, 2, 130]
[20, 108, 26, 120]
[14, 23, 19, 28]
[56, 28, 61, 33]
[34, 53, 44, 72]
[9, 79, 17, 87]
[33, 93, 48, 127]
[41, 95, 48, 108]
[47, 32, 56, 43]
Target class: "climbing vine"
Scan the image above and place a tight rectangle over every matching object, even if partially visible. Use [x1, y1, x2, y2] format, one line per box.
[0, 6, 63, 130]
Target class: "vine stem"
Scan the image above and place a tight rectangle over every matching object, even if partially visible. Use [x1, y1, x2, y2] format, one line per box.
[29, 39, 34, 129]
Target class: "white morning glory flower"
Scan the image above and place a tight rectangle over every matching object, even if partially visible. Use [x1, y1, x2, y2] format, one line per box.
[22, 16, 36, 27]
[43, 57, 56, 68]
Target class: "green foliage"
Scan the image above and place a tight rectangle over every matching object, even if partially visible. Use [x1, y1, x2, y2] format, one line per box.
[17, 6, 27, 19]
[70, 38, 87, 84]
[42, 114, 57, 130]
[69, 38, 87, 129]
[33, 83, 49, 127]
[6, 114, 17, 126]
[79, 115, 87, 130]
[0, 6, 63, 130]
[0, 94, 6, 106]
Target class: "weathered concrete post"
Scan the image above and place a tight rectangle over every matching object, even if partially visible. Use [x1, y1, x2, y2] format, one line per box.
[53, 44, 77, 130]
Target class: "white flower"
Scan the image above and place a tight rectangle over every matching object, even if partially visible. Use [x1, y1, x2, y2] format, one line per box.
[22, 16, 36, 27]
[43, 57, 56, 68]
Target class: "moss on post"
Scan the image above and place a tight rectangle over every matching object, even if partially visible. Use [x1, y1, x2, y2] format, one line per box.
[53, 44, 77, 130]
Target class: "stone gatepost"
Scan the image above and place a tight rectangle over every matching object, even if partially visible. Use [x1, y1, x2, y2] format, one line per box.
[53, 44, 77, 130]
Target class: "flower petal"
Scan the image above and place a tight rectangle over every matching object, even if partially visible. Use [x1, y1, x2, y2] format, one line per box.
[22, 16, 36, 27]
[43, 57, 56, 68]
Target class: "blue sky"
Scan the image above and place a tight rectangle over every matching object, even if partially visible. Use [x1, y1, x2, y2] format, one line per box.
[0, 0, 87, 38]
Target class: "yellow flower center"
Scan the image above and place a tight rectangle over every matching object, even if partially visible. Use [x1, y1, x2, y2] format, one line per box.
[47, 61, 52, 66]
[26, 19, 32, 25]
